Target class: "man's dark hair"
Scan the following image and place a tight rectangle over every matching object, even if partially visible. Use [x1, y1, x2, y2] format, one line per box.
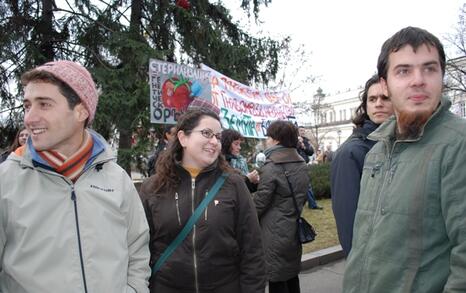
[221, 129, 243, 156]
[377, 26, 446, 80]
[162, 124, 176, 140]
[266, 120, 299, 148]
[352, 75, 380, 128]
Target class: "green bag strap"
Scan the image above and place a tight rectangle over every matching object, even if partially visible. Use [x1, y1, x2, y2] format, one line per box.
[152, 172, 229, 274]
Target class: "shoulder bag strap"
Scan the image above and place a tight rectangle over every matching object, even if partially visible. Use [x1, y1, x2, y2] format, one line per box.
[278, 164, 301, 217]
[152, 172, 229, 274]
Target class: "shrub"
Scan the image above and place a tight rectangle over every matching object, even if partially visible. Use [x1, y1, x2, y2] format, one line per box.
[309, 163, 331, 199]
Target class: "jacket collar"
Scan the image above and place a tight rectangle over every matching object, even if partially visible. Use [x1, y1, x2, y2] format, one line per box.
[266, 147, 304, 164]
[175, 158, 220, 178]
[352, 119, 379, 139]
[368, 96, 451, 143]
[13, 129, 115, 170]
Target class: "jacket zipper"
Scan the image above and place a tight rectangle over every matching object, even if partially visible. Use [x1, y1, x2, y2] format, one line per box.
[191, 178, 200, 293]
[31, 160, 110, 293]
[175, 192, 181, 226]
[71, 187, 89, 293]
[359, 140, 394, 287]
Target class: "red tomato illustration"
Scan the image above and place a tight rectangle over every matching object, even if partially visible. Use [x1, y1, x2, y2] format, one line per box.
[176, 0, 191, 10]
[161, 76, 193, 111]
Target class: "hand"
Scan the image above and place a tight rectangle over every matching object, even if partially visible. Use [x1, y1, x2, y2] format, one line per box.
[247, 169, 260, 184]
[298, 136, 305, 148]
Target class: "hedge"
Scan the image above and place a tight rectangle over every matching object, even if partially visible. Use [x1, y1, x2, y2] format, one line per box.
[308, 163, 331, 199]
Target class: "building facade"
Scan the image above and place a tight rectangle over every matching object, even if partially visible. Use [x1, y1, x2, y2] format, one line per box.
[295, 57, 466, 153]
[294, 87, 362, 152]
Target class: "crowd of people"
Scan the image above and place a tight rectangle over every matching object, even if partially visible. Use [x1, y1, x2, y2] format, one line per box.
[0, 26, 465, 293]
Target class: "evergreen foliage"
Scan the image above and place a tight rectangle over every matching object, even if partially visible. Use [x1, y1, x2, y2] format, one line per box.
[309, 163, 331, 199]
[0, 0, 286, 175]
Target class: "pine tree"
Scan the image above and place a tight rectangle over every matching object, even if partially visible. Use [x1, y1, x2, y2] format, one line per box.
[0, 0, 286, 175]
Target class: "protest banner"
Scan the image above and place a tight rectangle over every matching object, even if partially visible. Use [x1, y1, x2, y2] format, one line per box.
[201, 64, 295, 138]
[149, 59, 211, 123]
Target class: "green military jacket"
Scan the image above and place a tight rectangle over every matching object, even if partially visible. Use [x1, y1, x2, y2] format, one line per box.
[343, 98, 466, 293]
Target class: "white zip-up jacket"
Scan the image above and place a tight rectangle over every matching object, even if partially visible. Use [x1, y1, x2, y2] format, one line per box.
[0, 131, 150, 293]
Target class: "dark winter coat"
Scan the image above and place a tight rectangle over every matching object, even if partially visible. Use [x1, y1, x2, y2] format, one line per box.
[140, 162, 265, 293]
[254, 146, 309, 282]
[330, 120, 378, 256]
[147, 140, 167, 176]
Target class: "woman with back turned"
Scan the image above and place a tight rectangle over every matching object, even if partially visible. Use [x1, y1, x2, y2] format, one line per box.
[254, 120, 309, 293]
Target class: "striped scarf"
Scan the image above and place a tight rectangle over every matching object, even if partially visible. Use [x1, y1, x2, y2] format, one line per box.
[38, 131, 94, 182]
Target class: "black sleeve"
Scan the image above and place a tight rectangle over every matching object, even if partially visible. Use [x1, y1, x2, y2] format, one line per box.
[244, 176, 258, 193]
[330, 142, 368, 256]
[234, 177, 266, 293]
[139, 191, 157, 268]
[303, 138, 314, 156]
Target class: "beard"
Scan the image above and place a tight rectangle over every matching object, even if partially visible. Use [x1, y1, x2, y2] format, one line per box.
[396, 110, 432, 140]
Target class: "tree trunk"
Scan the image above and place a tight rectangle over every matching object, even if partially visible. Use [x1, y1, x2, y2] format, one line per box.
[39, 0, 55, 62]
[117, 128, 133, 176]
[115, 0, 144, 178]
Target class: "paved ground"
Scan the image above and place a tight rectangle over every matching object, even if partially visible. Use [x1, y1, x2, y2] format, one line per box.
[265, 259, 345, 293]
[299, 259, 345, 293]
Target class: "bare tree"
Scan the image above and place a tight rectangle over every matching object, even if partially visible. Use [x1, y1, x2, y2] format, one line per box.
[264, 40, 315, 94]
[444, 3, 466, 96]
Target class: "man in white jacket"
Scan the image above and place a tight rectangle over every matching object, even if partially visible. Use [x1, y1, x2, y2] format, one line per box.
[0, 60, 150, 292]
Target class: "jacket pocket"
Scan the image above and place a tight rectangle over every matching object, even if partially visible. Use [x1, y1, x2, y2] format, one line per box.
[358, 161, 384, 211]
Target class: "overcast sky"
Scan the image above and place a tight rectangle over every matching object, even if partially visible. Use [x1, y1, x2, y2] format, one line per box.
[226, 0, 465, 101]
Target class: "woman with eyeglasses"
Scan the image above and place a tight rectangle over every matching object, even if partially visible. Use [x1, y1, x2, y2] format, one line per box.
[140, 108, 265, 293]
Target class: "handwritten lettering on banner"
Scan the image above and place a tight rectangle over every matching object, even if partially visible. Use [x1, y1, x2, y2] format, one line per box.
[201, 64, 295, 138]
[149, 59, 211, 124]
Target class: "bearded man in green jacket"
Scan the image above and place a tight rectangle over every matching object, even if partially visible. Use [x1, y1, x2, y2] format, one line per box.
[343, 27, 466, 292]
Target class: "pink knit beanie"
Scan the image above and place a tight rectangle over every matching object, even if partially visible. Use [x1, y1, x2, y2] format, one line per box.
[36, 60, 98, 124]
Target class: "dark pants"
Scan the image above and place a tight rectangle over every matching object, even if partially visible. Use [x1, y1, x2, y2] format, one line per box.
[151, 278, 240, 292]
[269, 276, 300, 293]
[307, 185, 318, 209]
